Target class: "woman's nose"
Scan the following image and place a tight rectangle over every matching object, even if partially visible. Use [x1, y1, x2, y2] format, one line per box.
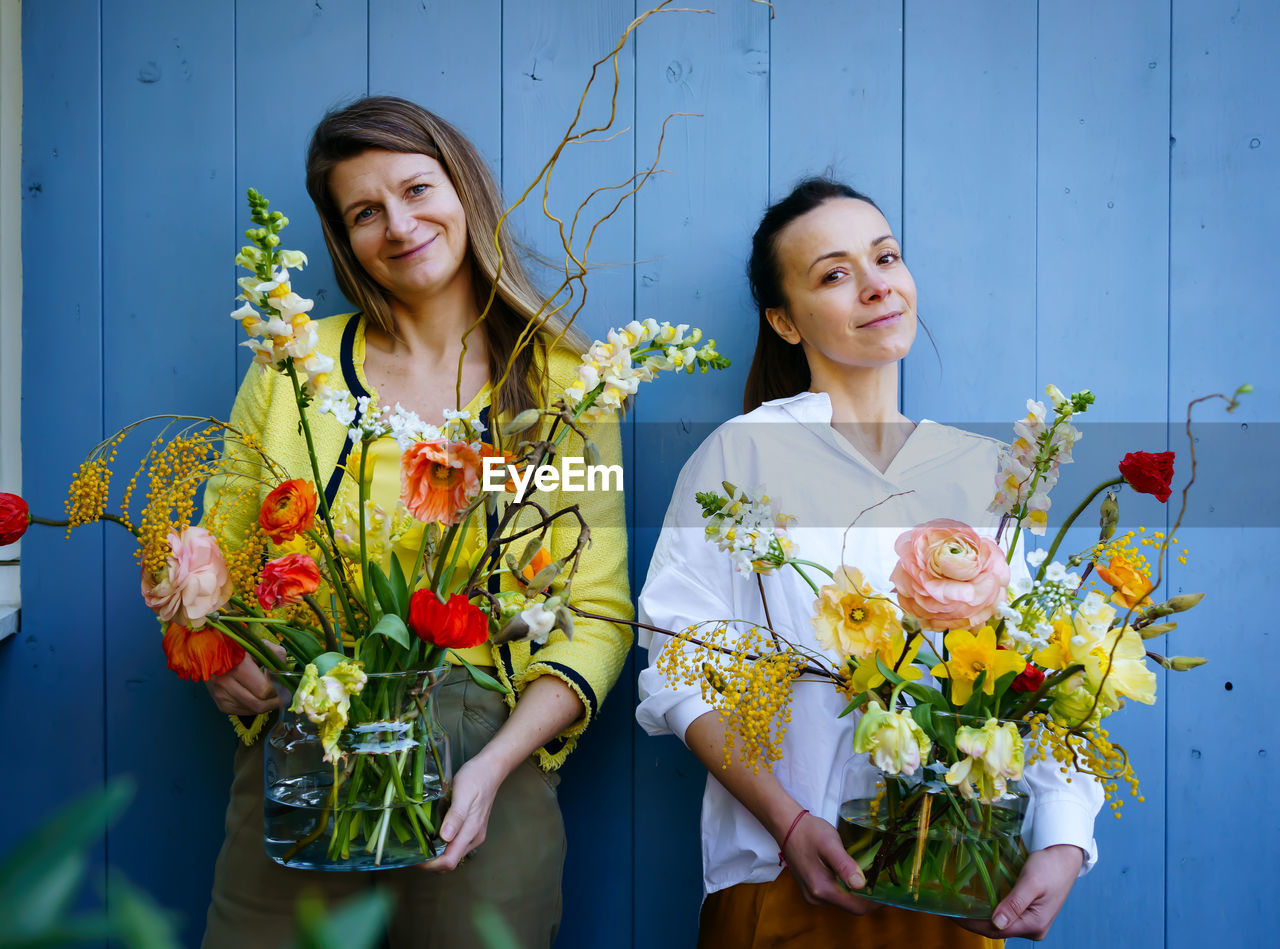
[858, 268, 891, 303]
[383, 202, 415, 240]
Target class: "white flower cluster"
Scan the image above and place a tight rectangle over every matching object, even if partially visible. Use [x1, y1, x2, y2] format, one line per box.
[562, 319, 725, 422]
[996, 549, 1084, 651]
[231, 254, 334, 398]
[988, 385, 1084, 535]
[701, 484, 795, 577]
[316, 390, 487, 451]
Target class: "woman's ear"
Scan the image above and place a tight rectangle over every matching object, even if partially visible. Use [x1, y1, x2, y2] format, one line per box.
[765, 306, 802, 345]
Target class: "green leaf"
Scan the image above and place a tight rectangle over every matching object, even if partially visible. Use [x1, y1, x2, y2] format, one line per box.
[991, 669, 1020, 705]
[287, 890, 392, 949]
[388, 555, 410, 617]
[105, 873, 183, 949]
[0, 778, 134, 938]
[274, 624, 323, 664]
[312, 651, 350, 676]
[837, 691, 872, 719]
[368, 563, 399, 620]
[874, 655, 905, 687]
[960, 671, 988, 718]
[449, 651, 511, 694]
[900, 682, 949, 709]
[470, 903, 522, 949]
[369, 613, 410, 650]
[910, 703, 934, 738]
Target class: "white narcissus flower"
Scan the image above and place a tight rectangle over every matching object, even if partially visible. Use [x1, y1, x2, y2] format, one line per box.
[852, 704, 931, 777]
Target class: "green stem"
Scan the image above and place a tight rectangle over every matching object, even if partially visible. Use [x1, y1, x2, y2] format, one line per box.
[788, 558, 836, 579]
[439, 508, 477, 594]
[430, 522, 462, 595]
[29, 513, 141, 538]
[357, 437, 374, 610]
[1035, 477, 1125, 581]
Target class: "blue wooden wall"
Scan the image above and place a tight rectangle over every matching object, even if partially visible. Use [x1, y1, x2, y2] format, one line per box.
[9, 2, 1277, 947]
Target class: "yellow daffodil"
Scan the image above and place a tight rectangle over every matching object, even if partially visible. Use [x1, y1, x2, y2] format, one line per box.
[846, 632, 924, 694]
[932, 625, 1027, 706]
[811, 566, 901, 660]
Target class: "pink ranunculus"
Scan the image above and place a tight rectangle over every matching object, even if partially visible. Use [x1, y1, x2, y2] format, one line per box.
[889, 519, 1010, 631]
[141, 526, 233, 628]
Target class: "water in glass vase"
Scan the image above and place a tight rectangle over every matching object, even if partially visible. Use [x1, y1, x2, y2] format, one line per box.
[265, 771, 447, 871]
[838, 794, 1029, 919]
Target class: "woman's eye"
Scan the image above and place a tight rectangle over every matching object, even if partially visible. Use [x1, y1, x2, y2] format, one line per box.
[879, 250, 901, 265]
[352, 207, 375, 224]
[822, 269, 846, 283]
[409, 183, 428, 197]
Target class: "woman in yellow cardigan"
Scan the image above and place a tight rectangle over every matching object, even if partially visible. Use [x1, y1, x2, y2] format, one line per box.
[199, 97, 632, 949]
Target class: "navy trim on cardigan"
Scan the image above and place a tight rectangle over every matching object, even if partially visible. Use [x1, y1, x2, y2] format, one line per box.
[324, 315, 370, 509]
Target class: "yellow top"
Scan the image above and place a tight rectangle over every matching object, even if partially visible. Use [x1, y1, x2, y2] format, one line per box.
[204, 312, 634, 770]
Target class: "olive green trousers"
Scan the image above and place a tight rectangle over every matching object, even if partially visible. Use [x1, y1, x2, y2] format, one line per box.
[201, 668, 565, 949]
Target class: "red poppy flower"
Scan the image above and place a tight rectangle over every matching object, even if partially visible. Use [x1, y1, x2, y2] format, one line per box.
[1010, 664, 1046, 693]
[1119, 451, 1175, 503]
[408, 590, 489, 650]
[0, 492, 30, 546]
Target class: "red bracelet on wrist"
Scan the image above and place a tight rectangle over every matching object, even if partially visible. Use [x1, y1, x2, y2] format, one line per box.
[777, 808, 809, 867]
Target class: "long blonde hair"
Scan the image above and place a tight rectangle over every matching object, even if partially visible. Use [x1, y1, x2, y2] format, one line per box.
[305, 96, 584, 416]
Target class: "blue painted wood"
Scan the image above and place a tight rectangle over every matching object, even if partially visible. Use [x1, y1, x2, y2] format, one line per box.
[5, 0, 106, 881]
[233, 0, 368, 385]
[97, 3, 237, 940]
[13, 3, 1280, 948]
[1168, 2, 1280, 947]
[1030, 3, 1173, 947]
[369, 0, 503, 175]
[771, 0, 904, 224]
[632, 3, 772, 945]
[500, 4, 638, 946]
[901, 0, 1035, 424]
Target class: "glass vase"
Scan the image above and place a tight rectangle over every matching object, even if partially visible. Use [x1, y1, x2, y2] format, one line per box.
[264, 664, 452, 871]
[837, 734, 1030, 918]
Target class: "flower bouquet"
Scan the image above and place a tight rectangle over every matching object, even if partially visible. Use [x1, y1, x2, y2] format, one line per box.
[6, 190, 728, 870]
[656, 384, 1246, 917]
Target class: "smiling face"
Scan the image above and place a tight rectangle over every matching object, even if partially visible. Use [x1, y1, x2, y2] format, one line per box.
[765, 197, 917, 379]
[327, 149, 472, 309]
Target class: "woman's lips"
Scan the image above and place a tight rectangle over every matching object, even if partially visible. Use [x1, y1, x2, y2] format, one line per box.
[392, 235, 436, 260]
[859, 311, 902, 329]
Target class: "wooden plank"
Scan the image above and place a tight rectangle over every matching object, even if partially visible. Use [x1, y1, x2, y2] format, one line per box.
[233, 0, 369, 382]
[901, 0, 1034, 424]
[368, 0, 502, 174]
[98, 1, 236, 938]
[501, 3, 638, 945]
[1167, 1, 1280, 945]
[632, 2, 771, 946]
[771, 0, 903, 222]
[5, 0, 106, 865]
[1023, 4, 1173, 947]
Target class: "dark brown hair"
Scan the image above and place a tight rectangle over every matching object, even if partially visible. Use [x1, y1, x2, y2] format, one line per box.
[743, 178, 881, 413]
[305, 96, 583, 417]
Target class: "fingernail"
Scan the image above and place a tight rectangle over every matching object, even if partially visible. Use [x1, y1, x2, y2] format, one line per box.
[993, 912, 1008, 929]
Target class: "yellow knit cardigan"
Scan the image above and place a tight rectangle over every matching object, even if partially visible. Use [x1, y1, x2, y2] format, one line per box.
[203, 312, 633, 770]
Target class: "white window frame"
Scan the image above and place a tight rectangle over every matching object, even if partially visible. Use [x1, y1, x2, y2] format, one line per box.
[0, 0, 22, 640]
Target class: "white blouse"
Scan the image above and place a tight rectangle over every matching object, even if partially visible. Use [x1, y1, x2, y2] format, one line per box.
[636, 391, 1103, 896]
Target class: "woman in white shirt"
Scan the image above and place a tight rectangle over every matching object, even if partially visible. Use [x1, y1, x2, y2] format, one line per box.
[636, 179, 1102, 947]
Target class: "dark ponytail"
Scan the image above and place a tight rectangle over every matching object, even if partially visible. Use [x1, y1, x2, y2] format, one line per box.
[743, 178, 880, 413]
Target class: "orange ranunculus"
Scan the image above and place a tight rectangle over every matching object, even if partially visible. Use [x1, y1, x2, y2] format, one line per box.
[259, 479, 318, 544]
[408, 589, 489, 650]
[162, 621, 245, 682]
[1095, 553, 1154, 609]
[256, 553, 321, 611]
[401, 439, 482, 526]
